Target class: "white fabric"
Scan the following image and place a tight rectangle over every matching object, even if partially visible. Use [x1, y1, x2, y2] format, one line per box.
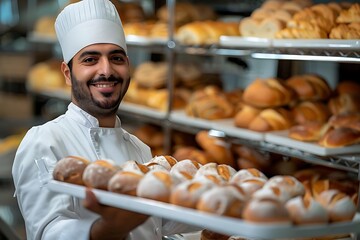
[12, 103, 198, 240]
[55, 0, 127, 63]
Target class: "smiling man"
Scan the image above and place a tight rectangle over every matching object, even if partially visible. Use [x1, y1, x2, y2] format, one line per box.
[12, 0, 198, 239]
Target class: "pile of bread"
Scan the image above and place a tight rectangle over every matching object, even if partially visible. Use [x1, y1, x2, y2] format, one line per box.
[182, 75, 360, 148]
[27, 59, 70, 93]
[240, 0, 360, 39]
[53, 154, 358, 231]
[125, 61, 222, 111]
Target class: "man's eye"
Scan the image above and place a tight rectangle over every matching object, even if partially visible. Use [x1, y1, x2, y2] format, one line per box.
[112, 56, 125, 63]
[84, 57, 96, 63]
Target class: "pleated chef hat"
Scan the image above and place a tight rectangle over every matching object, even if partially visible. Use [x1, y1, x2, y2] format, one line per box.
[55, 0, 127, 63]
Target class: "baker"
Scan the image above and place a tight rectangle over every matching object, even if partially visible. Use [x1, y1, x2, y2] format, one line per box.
[12, 0, 198, 239]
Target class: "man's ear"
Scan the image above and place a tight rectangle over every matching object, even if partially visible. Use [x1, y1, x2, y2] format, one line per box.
[61, 62, 72, 86]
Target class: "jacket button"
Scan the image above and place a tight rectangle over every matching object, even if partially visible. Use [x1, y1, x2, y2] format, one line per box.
[123, 133, 130, 141]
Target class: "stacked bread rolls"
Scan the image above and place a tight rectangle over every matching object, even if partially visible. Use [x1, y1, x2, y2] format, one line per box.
[53, 155, 358, 228]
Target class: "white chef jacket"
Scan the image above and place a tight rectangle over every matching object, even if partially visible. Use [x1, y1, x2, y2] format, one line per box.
[12, 103, 198, 240]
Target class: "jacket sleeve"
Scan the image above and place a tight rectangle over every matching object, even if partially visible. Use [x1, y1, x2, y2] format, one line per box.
[12, 127, 99, 240]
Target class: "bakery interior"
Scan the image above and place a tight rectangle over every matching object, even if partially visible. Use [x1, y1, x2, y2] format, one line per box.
[1, 0, 360, 239]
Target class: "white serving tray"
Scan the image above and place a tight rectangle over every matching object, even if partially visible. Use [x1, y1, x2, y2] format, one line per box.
[265, 131, 360, 156]
[45, 179, 360, 239]
[125, 35, 167, 45]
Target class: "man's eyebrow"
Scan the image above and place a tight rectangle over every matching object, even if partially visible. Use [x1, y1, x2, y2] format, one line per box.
[78, 49, 126, 59]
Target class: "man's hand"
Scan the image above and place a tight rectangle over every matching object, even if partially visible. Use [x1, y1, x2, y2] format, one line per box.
[83, 188, 149, 240]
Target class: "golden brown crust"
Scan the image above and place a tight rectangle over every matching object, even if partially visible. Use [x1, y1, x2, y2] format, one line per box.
[239, 17, 286, 38]
[248, 108, 293, 132]
[243, 78, 295, 108]
[328, 93, 360, 115]
[195, 130, 235, 167]
[288, 122, 329, 142]
[336, 3, 360, 23]
[234, 104, 262, 129]
[286, 74, 331, 101]
[53, 156, 90, 185]
[291, 101, 331, 125]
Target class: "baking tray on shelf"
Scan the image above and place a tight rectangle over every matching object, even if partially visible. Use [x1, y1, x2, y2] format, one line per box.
[264, 130, 360, 157]
[125, 35, 167, 46]
[43, 179, 360, 239]
[169, 110, 264, 141]
[219, 36, 272, 48]
[119, 102, 167, 120]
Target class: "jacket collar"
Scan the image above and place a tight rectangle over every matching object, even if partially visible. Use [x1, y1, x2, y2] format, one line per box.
[66, 102, 121, 128]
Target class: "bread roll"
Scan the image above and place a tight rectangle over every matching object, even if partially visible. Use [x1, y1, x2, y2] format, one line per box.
[239, 17, 286, 38]
[136, 170, 178, 202]
[196, 185, 246, 218]
[288, 122, 329, 142]
[291, 101, 331, 125]
[233, 177, 267, 199]
[285, 196, 329, 225]
[286, 74, 332, 101]
[243, 78, 295, 108]
[82, 159, 118, 190]
[264, 175, 305, 199]
[336, 3, 360, 23]
[318, 126, 360, 148]
[242, 197, 291, 223]
[195, 130, 235, 167]
[170, 179, 215, 208]
[120, 160, 149, 174]
[108, 171, 143, 196]
[317, 189, 357, 222]
[230, 168, 268, 183]
[234, 104, 262, 129]
[53, 156, 90, 185]
[328, 93, 360, 115]
[248, 108, 293, 132]
[200, 229, 230, 240]
[145, 155, 178, 171]
[172, 146, 214, 166]
[170, 159, 202, 182]
[194, 162, 237, 182]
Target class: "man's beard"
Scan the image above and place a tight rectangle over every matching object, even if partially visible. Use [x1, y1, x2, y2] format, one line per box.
[70, 73, 126, 117]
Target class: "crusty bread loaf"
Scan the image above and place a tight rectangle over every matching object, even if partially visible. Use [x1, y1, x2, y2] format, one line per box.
[286, 74, 332, 101]
[194, 162, 237, 182]
[328, 93, 360, 115]
[172, 146, 214, 166]
[288, 122, 329, 142]
[248, 108, 293, 132]
[195, 130, 235, 167]
[242, 197, 291, 223]
[145, 155, 178, 171]
[53, 156, 90, 185]
[285, 196, 329, 225]
[239, 17, 286, 38]
[318, 126, 360, 148]
[291, 101, 331, 125]
[336, 3, 360, 23]
[243, 78, 295, 108]
[234, 104, 262, 129]
[196, 185, 246, 218]
[186, 86, 235, 120]
[82, 159, 118, 190]
[108, 171, 143, 196]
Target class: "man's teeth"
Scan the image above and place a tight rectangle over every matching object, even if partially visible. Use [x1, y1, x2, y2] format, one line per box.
[94, 83, 115, 88]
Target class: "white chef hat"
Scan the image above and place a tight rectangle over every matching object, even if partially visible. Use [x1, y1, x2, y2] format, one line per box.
[55, 0, 127, 63]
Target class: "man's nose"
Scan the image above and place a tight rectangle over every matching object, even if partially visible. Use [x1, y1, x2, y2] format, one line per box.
[98, 58, 114, 78]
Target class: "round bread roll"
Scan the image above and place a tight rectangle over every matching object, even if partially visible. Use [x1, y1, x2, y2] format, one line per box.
[230, 168, 268, 183]
[242, 78, 295, 108]
[145, 155, 178, 171]
[172, 146, 214, 166]
[196, 185, 246, 218]
[285, 196, 329, 225]
[291, 101, 331, 125]
[288, 122, 328, 142]
[248, 108, 293, 132]
[108, 171, 143, 196]
[252, 185, 292, 203]
[170, 159, 202, 182]
[82, 159, 118, 190]
[194, 162, 237, 182]
[242, 197, 291, 224]
[120, 160, 149, 174]
[264, 175, 305, 199]
[234, 104, 262, 129]
[53, 156, 90, 185]
[317, 189, 357, 222]
[200, 229, 230, 240]
[195, 130, 235, 167]
[170, 179, 215, 208]
[234, 178, 267, 199]
[136, 170, 178, 202]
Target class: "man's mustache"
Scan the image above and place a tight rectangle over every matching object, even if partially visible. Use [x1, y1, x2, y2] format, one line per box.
[88, 76, 122, 85]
